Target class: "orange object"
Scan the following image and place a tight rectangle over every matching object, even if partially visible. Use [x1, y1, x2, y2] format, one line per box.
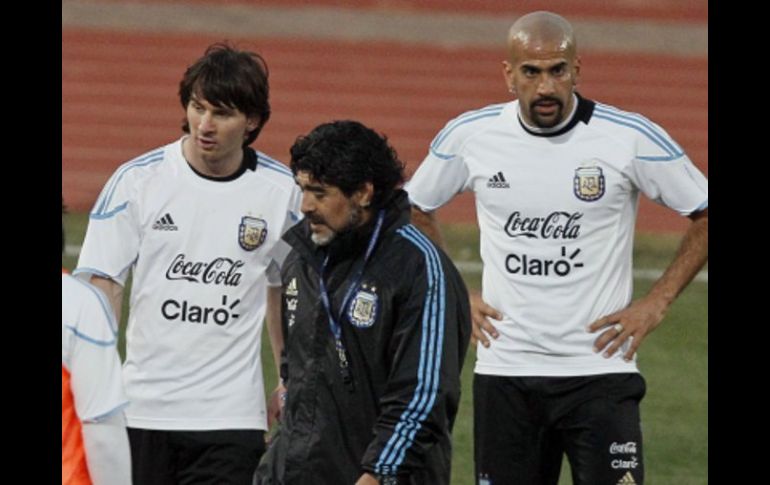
[62, 365, 91, 485]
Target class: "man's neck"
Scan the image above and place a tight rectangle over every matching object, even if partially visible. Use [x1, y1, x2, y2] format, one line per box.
[357, 209, 374, 228]
[518, 93, 579, 135]
[182, 136, 244, 178]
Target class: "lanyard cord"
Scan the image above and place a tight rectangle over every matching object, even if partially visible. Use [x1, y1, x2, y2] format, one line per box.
[318, 210, 385, 391]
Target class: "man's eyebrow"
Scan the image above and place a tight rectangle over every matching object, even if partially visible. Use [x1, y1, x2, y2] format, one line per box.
[520, 63, 542, 71]
[296, 180, 327, 192]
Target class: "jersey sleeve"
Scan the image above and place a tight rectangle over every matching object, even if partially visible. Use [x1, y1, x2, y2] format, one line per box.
[75, 164, 142, 286]
[64, 281, 128, 423]
[267, 183, 303, 283]
[405, 119, 472, 212]
[265, 260, 281, 287]
[625, 117, 708, 215]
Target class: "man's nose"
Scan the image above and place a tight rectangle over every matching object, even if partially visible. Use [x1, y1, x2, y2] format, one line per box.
[300, 193, 315, 214]
[537, 75, 556, 96]
[198, 112, 214, 132]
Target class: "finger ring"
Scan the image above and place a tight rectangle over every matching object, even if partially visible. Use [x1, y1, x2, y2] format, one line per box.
[613, 323, 624, 333]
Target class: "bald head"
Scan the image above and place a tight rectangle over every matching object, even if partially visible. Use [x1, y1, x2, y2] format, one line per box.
[501, 11, 581, 128]
[507, 11, 576, 62]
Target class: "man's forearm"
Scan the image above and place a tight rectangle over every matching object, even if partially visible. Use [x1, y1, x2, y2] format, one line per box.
[266, 285, 284, 378]
[647, 208, 708, 305]
[89, 275, 124, 322]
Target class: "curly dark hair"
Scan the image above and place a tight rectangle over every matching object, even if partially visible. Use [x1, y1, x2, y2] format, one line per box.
[290, 121, 405, 209]
[179, 42, 270, 146]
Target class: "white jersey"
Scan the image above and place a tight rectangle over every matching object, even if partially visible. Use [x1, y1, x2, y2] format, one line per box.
[406, 96, 708, 377]
[75, 137, 302, 430]
[62, 273, 128, 422]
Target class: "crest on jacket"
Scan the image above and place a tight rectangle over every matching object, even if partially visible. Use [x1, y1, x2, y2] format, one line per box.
[348, 285, 378, 328]
[239, 216, 268, 251]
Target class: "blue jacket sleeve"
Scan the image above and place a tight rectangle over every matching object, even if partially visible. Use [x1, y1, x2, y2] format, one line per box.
[360, 230, 471, 477]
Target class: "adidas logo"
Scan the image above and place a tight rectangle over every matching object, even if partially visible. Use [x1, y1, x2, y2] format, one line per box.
[286, 298, 298, 311]
[286, 278, 298, 297]
[486, 171, 510, 188]
[617, 471, 637, 484]
[152, 213, 178, 231]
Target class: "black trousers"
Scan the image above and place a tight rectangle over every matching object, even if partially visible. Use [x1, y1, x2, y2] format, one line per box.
[128, 427, 266, 485]
[254, 427, 452, 485]
[474, 373, 646, 485]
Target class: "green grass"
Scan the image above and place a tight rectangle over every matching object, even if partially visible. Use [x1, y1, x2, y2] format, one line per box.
[63, 214, 707, 484]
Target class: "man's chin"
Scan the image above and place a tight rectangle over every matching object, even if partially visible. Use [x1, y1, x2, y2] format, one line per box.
[531, 109, 564, 128]
[311, 231, 335, 246]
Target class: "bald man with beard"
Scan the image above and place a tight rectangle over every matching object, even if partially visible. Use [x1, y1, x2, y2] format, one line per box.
[406, 11, 708, 485]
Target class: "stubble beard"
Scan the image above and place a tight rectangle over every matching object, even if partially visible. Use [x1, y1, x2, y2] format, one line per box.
[310, 203, 364, 247]
[529, 98, 564, 128]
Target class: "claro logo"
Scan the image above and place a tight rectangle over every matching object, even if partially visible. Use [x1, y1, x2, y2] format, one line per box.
[505, 246, 584, 277]
[162, 295, 240, 325]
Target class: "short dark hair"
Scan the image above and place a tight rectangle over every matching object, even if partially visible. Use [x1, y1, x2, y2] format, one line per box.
[290, 121, 405, 209]
[179, 42, 270, 146]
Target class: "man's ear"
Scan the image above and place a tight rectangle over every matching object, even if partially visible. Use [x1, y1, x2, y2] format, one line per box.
[355, 182, 375, 207]
[572, 56, 582, 87]
[502, 60, 516, 95]
[246, 116, 261, 132]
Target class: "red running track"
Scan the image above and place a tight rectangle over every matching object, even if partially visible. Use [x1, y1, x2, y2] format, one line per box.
[115, 0, 708, 23]
[62, 30, 707, 232]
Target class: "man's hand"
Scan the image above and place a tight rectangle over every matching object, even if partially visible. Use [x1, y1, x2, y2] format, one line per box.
[470, 291, 502, 348]
[587, 295, 668, 361]
[590, 207, 707, 362]
[267, 381, 287, 429]
[355, 472, 380, 485]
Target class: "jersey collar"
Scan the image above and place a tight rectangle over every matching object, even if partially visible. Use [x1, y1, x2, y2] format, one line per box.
[517, 92, 596, 138]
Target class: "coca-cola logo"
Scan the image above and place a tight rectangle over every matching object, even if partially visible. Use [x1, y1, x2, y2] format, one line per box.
[609, 441, 638, 455]
[504, 211, 582, 239]
[165, 254, 244, 286]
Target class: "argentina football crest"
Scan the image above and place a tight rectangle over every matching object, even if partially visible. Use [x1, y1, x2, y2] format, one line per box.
[238, 216, 268, 251]
[348, 284, 378, 328]
[573, 165, 605, 201]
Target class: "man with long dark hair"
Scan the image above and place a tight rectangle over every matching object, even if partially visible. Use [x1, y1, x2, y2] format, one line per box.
[75, 43, 301, 484]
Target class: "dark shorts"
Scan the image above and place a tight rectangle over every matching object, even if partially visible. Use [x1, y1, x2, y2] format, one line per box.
[128, 427, 266, 485]
[473, 373, 646, 485]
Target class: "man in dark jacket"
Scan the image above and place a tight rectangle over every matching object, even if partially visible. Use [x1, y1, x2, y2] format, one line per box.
[255, 120, 471, 485]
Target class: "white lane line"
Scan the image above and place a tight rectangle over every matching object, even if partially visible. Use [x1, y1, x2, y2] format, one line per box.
[454, 261, 708, 283]
[65, 244, 707, 283]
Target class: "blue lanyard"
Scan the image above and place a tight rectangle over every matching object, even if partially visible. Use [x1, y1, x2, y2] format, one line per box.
[318, 210, 385, 389]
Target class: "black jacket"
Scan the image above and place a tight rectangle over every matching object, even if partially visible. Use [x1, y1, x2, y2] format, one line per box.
[258, 190, 471, 485]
